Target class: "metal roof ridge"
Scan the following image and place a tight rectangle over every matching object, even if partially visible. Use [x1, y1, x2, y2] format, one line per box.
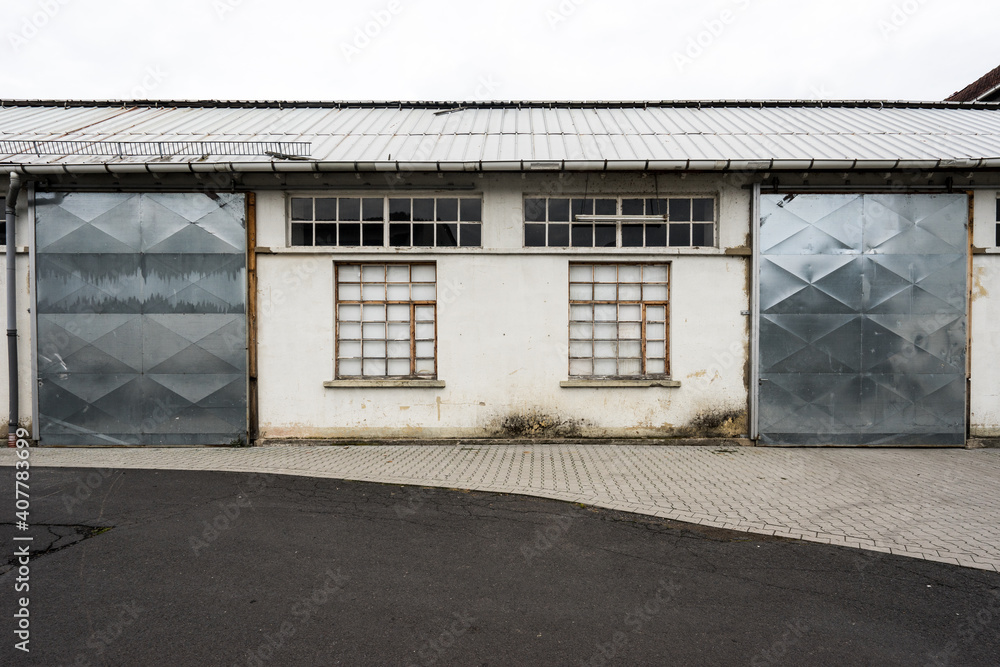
[3, 99, 1000, 110]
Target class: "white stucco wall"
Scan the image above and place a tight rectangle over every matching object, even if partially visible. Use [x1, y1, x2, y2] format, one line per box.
[255, 173, 751, 440]
[970, 190, 1000, 436]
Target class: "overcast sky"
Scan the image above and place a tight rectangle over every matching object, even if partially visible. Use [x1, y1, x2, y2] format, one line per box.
[1, 0, 996, 102]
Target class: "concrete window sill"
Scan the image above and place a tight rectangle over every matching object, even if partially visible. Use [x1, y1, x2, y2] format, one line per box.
[324, 379, 446, 388]
[559, 379, 681, 388]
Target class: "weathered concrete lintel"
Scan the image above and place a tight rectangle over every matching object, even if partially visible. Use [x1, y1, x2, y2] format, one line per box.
[324, 379, 446, 388]
[559, 379, 681, 388]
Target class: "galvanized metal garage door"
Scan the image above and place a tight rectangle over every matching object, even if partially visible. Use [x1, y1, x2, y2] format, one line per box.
[35, 192, 247, 445]
[757, 193, 967, 446]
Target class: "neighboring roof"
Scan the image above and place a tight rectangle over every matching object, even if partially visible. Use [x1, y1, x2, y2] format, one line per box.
[3, 99, 1000, 173]
[947, 65, 1000, 102]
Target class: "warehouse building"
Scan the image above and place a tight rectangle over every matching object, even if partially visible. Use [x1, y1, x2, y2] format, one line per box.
[1, 99, 999, 446]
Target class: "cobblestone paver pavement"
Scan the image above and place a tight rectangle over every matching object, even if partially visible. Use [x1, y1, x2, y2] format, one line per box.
[3, 444, 999, 572]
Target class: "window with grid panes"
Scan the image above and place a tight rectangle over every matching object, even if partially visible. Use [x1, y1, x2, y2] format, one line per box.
[335, 263, 436, 379]
[291, 196, 481, 247]
[524, 196, 715, 248]
[568, 263, 669, 378]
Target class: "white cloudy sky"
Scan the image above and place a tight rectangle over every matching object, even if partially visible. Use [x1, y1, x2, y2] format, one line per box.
[1, 0, 996, 102]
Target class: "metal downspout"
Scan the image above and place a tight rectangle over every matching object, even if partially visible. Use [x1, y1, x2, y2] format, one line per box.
[5, 172, 21, 446]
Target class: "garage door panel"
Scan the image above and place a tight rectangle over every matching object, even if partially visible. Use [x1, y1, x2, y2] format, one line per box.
[35, 192, 247, 446]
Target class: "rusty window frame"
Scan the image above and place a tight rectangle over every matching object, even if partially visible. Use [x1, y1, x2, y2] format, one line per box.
[523, 195, 716, 248]
[289, 195, 482, 248]
[335, 262, 437, 379]
[568, 262, 670, 378]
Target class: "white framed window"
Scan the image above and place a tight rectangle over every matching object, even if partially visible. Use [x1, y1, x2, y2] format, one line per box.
[335, 263, 437, 379]
[524, 196, 715, 248]
[291, 195, 482, 247]
[568, 263, 669, 378]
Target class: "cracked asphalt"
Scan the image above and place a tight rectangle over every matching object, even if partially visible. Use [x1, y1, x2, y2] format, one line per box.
[2, 468, 999, 666]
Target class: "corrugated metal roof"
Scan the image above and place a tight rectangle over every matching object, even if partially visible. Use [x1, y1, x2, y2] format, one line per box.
[3, 100, 1000, 171]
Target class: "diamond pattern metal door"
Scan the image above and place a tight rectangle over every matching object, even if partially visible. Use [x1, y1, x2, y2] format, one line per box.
[35, 192, 247, 445]
[758, 194, 967, 445]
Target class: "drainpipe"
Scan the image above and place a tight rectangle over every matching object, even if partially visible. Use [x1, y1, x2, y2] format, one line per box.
[5, 172, 21, 447]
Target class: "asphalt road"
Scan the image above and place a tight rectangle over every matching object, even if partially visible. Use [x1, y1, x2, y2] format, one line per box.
[1, 467, 999, 666]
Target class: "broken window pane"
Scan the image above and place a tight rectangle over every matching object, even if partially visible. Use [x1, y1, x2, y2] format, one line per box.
[436, 223, 458, 247]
